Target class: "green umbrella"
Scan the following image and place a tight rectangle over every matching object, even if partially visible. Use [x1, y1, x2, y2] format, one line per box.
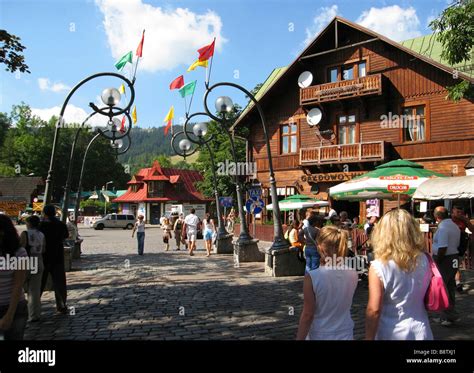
[266, 194, 329, 211]
[329, 159, 445, 203]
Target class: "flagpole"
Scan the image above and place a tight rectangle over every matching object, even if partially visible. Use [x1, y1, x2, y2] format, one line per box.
[132, 57, 140, 84]
[205, 37, 216, 88]
[184, 95, 188, 117]
[132, 29, 145, 83]
[188, 86, 196, 115]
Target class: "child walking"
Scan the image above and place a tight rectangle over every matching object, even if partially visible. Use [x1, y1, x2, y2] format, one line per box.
[296, 225, 358, 340]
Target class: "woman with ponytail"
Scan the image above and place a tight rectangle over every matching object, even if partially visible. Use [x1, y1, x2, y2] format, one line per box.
[296, 226, 358, 340]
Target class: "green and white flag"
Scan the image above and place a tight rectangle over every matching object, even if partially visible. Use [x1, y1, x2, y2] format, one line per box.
[179, 80, 197, 98]
[115, 51, 133, 71]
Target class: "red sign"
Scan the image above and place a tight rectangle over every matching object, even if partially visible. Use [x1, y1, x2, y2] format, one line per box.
[387, 184, 410, 193]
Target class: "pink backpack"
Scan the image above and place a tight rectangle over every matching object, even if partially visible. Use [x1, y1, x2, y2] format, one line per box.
[424, 253, 450, 312]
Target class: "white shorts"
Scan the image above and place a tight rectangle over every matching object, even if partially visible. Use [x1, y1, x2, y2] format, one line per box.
[187, 229, 197, 242]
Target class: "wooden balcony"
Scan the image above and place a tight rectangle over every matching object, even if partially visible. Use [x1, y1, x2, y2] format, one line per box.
[300, 74, 382, 105]
[300, 141, 385, 165]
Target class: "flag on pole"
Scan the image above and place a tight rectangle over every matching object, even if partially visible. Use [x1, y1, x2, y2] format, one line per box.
[119, 115, 126, 133]
[179, 80, 197, 98]
[136, 30, 145, 57]
[187, 59, 208, 72]
[115, 51, 133, 70]
[169, 75, 184, 90]
[132, 106, 137, 124]
[197, 39, 215, 61]
[163, 106, 174, 135]
[119, 84, 126, 94]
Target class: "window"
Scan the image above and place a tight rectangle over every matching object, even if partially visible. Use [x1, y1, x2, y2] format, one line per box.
[342, 65, 354, 80]
[358, 62, 366, 77]
[338, 114, 357, 144]
[280, 122, 298, 154]
[148, 181, 165, 197]
[117, 215, 126, 220]
[327, 60, 367, 82]
[329, 67, 338, 82]
[131, 185, 138, 193]
[403, 105, 426, 142]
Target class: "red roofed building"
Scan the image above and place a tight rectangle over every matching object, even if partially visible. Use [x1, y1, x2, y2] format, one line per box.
[113, 161, 210, 224]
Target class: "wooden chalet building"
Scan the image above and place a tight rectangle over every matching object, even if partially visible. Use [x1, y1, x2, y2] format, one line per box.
[113, 161, 210, 224]
[235, 16, 474, 221]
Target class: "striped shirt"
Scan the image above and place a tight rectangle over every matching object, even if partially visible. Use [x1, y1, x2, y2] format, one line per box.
[0, 248, 27, 307]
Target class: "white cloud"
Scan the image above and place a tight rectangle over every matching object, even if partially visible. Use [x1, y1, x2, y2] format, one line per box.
[31, 105, 110, 128]
[37, 78, 71, 93]
[356, 6, 421, 42]
[303, 5, 339, 47]
[96, 0, 227, 72]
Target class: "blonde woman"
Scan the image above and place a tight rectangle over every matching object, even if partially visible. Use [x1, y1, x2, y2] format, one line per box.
[365, 209, 433, 340]
[296, 226, 358, 340]
[162, 217, 173, 251]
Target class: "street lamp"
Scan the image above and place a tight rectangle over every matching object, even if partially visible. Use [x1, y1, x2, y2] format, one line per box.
[104, 181, 113, 216]
[73, 126, 132, 225]
[44, 71, 135, 207]
[203, 82, 288, 252]
[181, 113, 233, 253]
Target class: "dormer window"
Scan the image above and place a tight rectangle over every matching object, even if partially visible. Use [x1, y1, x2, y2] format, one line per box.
[148, 181, 164, 197]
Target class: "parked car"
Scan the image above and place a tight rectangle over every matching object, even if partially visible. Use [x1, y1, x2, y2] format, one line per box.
[92, 214, 135, 230]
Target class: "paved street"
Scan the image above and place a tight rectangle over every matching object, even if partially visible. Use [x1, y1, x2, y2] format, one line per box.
[22, 225, 474, 340]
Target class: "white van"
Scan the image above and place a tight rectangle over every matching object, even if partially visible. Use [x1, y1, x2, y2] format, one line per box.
[92, 214, 136, 230]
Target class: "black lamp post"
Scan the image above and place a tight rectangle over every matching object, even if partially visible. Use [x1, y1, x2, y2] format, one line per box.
[44, 72, 135, 208]
[73, 122, 132, 225]
[182, 113, 231, 245]
[203, 83, 288, 251]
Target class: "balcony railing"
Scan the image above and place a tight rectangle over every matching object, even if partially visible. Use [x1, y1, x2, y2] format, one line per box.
[300, 141, 385, 165]
[300, 74, 382, 105]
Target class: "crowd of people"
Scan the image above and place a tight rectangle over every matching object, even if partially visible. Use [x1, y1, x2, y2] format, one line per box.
[131, 209, 221, 258]
[295, 204, 472, 340]
[0, 204, 72, 340]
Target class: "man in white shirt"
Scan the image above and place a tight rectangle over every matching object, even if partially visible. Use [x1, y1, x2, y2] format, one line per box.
[184, 209, 200, 256]
[432, 206, 460, 325]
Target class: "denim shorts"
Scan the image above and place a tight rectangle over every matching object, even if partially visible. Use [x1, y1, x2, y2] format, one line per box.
[0, 300, 28, 340]
[204, 230, 213, 241]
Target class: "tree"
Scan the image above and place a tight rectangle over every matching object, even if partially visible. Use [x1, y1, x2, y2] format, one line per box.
[0, 30, 30, 73]
[155, 154, 172, 168]
[194, 104, 248, 203]
[430, 0, 474, 101]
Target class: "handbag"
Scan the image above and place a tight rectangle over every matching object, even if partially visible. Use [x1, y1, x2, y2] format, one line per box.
[424, 253, 450, 312]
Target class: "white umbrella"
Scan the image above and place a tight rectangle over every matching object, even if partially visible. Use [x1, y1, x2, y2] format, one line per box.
[413, 175, 474, 200]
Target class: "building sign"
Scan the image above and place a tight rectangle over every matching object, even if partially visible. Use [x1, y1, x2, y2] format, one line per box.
[301, 171, 366, 183]
[0, 201, 27, 217]
[387, 184, 410, 193]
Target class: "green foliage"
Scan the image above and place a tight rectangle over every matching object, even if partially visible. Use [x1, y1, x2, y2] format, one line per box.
[0, 30, 30, 73]
[194, 104, 249, 203]
[430, 0, 474, 101]
[0, 103, 130, 201]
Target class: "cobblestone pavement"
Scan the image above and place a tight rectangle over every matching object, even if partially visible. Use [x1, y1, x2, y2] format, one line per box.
[22, 225, 474, 340]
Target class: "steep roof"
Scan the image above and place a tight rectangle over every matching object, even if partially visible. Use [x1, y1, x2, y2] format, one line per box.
[0, 176, 44, 202]
[233, 16, 473, 128]
[113, 162, 208, 203]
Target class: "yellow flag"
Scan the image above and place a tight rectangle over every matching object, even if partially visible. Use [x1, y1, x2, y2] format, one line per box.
[187, 59, 208, 72]
[132, 106, 137, 124]
[119, 84, 126, 94]
[163, 106, 174, 122]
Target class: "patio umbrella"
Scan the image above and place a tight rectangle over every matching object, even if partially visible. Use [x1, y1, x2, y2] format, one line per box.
[413, 175, 474, 200]
[266, 194, 329, 211]
[329, 159, 445, 205]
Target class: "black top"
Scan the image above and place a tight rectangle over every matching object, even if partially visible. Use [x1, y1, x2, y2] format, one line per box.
[39, 218, 69, 264]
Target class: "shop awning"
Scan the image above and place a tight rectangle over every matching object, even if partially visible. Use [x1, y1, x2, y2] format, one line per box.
[413, 175, 474, 200]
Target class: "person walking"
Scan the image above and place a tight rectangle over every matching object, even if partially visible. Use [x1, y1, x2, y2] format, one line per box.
[0, 215, 28, 340]
[451, 205, 473, 292]
[202, 213, 216, 257]
[173, 213, 185, 251]
[183, 209, 199, 256]
[39, 204, 69, 315]
[19, 215, 45, 322]
[296, 226, 358, 340]
[432, 206, 461, 326]
[132, 215, 146, 255]
[365, 209, 433, 340]
[162, 217, 173, 251]
[303, 215, 322, 272]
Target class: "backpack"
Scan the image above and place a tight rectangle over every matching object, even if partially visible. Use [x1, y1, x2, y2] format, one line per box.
[458, 230, 470, 257]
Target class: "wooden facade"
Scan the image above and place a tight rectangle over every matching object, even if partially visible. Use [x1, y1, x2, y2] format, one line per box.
[235, 17, 474, 223]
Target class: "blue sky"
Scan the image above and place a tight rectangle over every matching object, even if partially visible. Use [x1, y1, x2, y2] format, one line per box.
[0, 0, 449, 129]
